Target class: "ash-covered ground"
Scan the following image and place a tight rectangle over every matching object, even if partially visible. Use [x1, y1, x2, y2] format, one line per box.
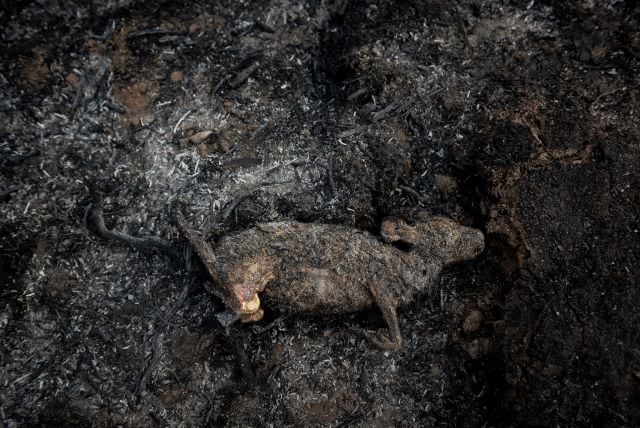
[1, 0, 639, 426]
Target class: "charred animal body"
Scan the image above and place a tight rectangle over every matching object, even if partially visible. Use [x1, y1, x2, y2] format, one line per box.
[176, 213, 484, 350]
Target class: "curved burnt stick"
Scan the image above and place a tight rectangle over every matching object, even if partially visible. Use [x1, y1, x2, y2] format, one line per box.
[172, 203, 228, 304]
[224, 326, 256, 387]
[1, 148, 39, 169]
[90, 197, 175, 254]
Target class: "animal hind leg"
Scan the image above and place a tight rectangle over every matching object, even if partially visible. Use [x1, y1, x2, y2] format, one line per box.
[367, 282, 405, 351]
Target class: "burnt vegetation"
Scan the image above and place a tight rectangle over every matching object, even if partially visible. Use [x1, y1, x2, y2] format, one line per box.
[0, 0, 639, 426]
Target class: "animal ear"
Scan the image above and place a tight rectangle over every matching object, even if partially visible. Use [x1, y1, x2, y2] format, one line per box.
[380, 219, 419, 245]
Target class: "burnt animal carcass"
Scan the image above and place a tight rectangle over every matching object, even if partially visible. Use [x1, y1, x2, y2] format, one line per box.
[177, 214, 484, 350]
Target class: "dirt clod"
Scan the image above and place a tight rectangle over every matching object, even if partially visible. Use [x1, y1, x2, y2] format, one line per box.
[169, 70, 183, 82]
[463, 310, 484, 334]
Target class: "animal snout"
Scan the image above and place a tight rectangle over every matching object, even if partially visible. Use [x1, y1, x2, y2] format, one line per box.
[457, 227, 485, 261]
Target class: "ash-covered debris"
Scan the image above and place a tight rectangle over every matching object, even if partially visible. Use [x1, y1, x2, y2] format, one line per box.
[1, 0, 639, 426]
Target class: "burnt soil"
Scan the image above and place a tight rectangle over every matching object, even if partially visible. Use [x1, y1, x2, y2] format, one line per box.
[1, 1, 639, 426]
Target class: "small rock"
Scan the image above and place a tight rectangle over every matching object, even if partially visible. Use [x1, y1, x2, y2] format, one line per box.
[271, 343, 285, 361]
[190, 130, 213, 144]
[197, 143, 208, 158]
[467, 338, 492, 359]
[180, 130, 213, 148]
[160, 388, 186, 407]
[188, 23, 199, 34]
[463, 309, 484, 333]
[169, 70, 183, 82]
[212, 15, 226, 30]
[434, 174, 458, 193]
[66, 72, 80, 88]
[19, 50, 49, 92]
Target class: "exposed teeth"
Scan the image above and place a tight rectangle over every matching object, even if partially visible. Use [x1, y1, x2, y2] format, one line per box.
[240, 294, 261, 314]
[241, 308, 264, 323]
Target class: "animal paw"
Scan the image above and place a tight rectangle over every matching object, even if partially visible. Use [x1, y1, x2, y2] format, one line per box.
[367, 330, 405, 351]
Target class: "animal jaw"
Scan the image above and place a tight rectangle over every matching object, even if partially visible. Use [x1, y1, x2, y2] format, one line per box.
[236, 290, 265, 322]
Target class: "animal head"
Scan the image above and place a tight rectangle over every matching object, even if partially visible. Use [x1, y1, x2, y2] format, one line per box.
[381, 217, 484, 265]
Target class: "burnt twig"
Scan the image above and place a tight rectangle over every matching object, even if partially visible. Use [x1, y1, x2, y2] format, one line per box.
[126, 28, 181, 40]
[254, 315, 286, 334]
[372, 89, 443, 124]
[71, 75, 87, 113]
[229, 62, 259, 88]
[398, 185, 427, 203]
[225, 328, 256, 386]
[211, 76, 229, 96]
[371, 103, 397, 122]
[90, 198, 175, 254]
[132, 281, 191, 405]
[1, 148, 40, 169]
[0, 185, 20, 198]
[590, 88, 623, 112]
[417, 87, 445, 106]
[255, 19, 276, 33]
[222, 157, 262, 170]
[347, 88, 367, 101]
[173, 201, 226, 301]
[337, 126, 367, 138]
[103, 101, 126, 114]
[222, 186, 264, 220]
[327, 159, 337, 198]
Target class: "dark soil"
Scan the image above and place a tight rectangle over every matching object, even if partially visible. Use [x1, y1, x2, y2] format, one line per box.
[1, 1, 638, 426]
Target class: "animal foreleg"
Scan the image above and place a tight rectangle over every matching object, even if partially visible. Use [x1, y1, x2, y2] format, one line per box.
[367, 282, 405, 351]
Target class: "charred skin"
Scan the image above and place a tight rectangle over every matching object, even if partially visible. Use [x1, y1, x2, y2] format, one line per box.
[212, 224, 386, 320]
[178, 214, 484, 350]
